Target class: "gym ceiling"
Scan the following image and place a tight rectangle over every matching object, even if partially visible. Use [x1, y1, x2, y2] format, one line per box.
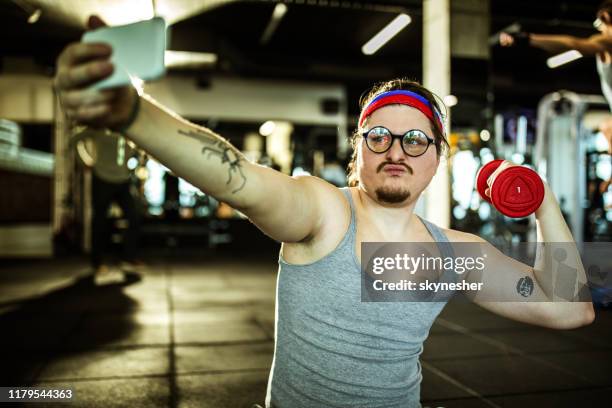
[0, 0, 606, 127]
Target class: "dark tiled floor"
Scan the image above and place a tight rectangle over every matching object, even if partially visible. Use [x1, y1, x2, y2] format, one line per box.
[1, 255, 611, 407]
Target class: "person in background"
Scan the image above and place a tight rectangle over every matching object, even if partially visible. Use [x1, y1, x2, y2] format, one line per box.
[71, 128, 142, 285]
[500, 0, 612, 190]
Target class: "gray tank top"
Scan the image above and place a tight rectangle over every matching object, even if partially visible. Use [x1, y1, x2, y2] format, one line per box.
[266, 187, 456, 408]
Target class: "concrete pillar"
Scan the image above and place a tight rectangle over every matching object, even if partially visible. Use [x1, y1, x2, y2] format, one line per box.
[419, 0, 490, 227]
[421, 0, 451, 228]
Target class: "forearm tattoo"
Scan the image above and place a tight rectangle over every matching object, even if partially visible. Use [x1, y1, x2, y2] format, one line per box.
[178, 129, 247, 194]
[516, 276, 534, 297]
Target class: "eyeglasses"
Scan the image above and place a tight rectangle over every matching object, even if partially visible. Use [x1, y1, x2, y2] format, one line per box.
[362, 126, 435, 157]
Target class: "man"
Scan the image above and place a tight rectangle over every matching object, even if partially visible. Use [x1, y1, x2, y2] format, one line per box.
[500, 0, 612, 155]
[70, 127, 141, 285]
[55, 15, 594, 408]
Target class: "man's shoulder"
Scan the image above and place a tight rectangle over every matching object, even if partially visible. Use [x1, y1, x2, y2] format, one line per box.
[281, 178, 351, 261]
[437, 226, 486, 243]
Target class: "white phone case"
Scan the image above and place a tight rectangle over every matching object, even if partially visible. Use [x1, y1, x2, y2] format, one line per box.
[82, 17, 166, 89]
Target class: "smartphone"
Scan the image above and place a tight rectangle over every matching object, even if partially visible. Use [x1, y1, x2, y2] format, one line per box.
[82, 17, 167, 89]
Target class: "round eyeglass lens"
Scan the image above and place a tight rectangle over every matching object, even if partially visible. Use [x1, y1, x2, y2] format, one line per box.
[366, 127, 392, 152]
[402, 130, 430, 156]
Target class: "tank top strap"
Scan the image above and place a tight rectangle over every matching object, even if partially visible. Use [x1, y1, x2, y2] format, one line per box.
[417, 215, 455, 256]
[418, 216, 448, 242]
[340, 187, 357, 240]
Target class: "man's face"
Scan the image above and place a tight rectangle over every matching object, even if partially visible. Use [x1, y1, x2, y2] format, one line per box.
[357, 104, 440, 205]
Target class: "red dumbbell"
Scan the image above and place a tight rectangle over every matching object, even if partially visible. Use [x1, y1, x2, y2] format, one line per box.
[476, 159, 545, 218]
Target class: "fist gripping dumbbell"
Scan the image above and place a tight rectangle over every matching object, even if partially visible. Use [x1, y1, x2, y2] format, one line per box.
[476, 159, 545, 218]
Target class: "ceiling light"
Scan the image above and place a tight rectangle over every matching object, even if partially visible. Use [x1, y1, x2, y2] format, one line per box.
[362, 13, 411, 56]
[443, 95, 458, 107]
[259, 121, 276, 136]
[27, 9, 41, 24]
[165, 51, 218, 69]
[103, 0, 155, 25]
[127, 157, 139, 170]
[547, 50, 582, 68]
[11, 0, 42, 24]
[261, 3, 288, 45]
[273, 3, 288, 19]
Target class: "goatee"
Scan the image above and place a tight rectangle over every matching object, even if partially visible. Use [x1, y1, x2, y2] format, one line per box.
[375, 187, 411, 203]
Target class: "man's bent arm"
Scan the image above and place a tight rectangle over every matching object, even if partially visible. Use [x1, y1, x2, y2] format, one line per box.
[460, 183, 595, 329]
[531, 184, 595, 324]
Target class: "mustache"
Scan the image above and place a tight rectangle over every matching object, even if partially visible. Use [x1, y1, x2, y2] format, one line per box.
[377, 161, 413, 174]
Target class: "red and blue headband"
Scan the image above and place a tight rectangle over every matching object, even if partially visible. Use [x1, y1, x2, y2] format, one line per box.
[358, 90, 445, 134]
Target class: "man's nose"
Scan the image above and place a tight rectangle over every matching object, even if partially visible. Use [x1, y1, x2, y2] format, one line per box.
[385, 138, 405, 161]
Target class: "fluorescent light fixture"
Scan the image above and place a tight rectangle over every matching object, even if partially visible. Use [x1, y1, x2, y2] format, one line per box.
[165, 51, 218, 69]
[261, 3, 288, 45]
[547, 50, 582, 68]
[362, 13, 411, 55]
[12, 0, 42, 24]
[27, 9, 41, 24]
[443, 95, 458, 107]
[259, 121, 276, 136]
[273, 3, 288, 19]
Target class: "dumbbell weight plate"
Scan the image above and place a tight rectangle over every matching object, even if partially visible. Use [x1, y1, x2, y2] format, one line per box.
[490, 166, 544, 218]
[476, 159, 504, 203]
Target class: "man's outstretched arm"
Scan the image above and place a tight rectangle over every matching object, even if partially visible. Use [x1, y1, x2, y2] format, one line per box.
[500, 32, 612, 56]
[123, 94, 332, 243]
[54, 23, 332, 244]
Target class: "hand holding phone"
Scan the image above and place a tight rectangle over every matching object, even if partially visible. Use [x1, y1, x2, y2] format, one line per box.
[82, 17, 167, 89]
[54, 16, 166, 129]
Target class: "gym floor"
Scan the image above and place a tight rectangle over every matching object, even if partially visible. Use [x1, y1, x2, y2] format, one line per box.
[1, 253, 611, 408]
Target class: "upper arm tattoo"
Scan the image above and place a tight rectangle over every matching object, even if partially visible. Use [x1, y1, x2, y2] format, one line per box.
[178, 129, 247, 194]
[516, 276, 534, 297]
